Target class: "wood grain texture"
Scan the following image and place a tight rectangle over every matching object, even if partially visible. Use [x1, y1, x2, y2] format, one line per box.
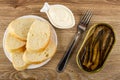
[0, 0, 120, 80]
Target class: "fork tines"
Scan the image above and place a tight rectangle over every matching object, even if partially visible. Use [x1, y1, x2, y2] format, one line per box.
[80, 10, 92, 26]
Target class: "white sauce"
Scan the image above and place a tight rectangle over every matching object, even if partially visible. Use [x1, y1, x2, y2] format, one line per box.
[40, 3, 75, 29]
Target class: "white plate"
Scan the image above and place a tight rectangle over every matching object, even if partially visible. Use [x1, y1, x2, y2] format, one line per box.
[3, 15, 58, 69]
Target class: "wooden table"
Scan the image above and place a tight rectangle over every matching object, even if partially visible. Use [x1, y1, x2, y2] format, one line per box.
[0, 0, 120, 80]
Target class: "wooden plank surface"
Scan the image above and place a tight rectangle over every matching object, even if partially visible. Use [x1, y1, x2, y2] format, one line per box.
[0, 0, 120, 80]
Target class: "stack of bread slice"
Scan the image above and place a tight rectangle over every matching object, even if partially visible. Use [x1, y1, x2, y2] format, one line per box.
[5, 18, 57, 71]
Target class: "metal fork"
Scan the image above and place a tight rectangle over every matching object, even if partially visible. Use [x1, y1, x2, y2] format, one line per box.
[57, 10, 93, 72]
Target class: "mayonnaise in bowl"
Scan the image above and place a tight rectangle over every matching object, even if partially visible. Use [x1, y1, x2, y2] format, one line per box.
[40, 2, 75, 29]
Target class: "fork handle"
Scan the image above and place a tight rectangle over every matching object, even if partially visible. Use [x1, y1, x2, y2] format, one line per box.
[57, 31, 81, 72]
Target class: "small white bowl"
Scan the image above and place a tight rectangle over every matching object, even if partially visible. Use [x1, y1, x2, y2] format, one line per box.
[3, 15, 58, 69]
[40, 2, 75, 29]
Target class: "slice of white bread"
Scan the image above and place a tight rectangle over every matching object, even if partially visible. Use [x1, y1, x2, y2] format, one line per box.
[23, 38, 56, 64]
[11, 48, 28, 71]
[26, 20, 51, 51]
[8, 18, 35, 40]
[5, 32, 25, 51]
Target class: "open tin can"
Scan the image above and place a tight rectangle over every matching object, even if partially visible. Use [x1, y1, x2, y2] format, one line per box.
[76, 23, 115, 73]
